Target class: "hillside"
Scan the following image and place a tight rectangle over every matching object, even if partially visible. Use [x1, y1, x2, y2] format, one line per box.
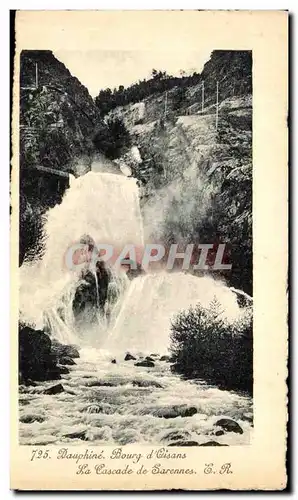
[19, 50, 103, 263]
[20, 50, 100, 176]
[104, 51, 252, 294]
[19, 49, 252, 294]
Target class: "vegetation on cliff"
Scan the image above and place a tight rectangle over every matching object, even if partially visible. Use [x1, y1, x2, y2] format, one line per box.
[19, 50, 131, 263]
[95, 51, 252, 116]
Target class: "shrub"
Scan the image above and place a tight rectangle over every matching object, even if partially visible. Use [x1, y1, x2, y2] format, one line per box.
[170, 298, 253, 394]
[93, 117, 131, 160]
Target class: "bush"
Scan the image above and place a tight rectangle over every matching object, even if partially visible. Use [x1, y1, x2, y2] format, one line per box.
[170, 298, 253, 394]
[93, 117, 131, 160]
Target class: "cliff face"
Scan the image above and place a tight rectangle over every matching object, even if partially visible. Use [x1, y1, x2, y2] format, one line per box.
[19, 50, 101, 263]
[106, 51, 252, 293]
[20, 50, 100, 175]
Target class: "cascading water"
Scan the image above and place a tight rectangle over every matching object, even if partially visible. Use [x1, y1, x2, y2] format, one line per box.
[20, 166, 243, 351]
[19, 171, 143, 344]
[105, 273, 241, 354]
[19, 165, 253, 447]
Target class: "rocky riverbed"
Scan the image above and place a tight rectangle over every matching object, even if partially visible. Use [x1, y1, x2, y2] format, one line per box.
[19, 347, 253, 446]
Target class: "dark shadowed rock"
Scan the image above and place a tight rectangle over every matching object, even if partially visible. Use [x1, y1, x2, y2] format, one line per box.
[43, 383, 65, 395]
[63, 429, 87, 440]
[134, 360, 155, 368]
[72, 260, 110, 320]
[161, 430, 192, 442]
[168, 440, 199, 447]
[51, 339, 80, 359]
[155, 405, 197, 419]
[215, 418, 243, 434]
[19, 399, 30, 406]
[111, 359, 117, 364]
[145, 356, 155, 362]
[183, 407, 197, 417]
[59, 356, 76, 366]
[87, 380, 115, 387]
[132, 379, 163, 388]
[20, 414, 45, 424]
[199, 441, 228, 446]
[19, 324, 61, 382]
[23, 379, 38, 387]
[160, 355, 171, 362]
[215, 430, 224, 436]
[124, 353, 137, 361]
[58, 365, 70, 374]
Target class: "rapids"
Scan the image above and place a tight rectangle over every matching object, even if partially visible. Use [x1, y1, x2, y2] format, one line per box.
[19, 350, 253, 446]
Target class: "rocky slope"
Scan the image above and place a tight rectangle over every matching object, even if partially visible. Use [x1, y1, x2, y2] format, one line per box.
[106, 51, 252, 293]
[20, 50, 99, 175]
[19, 50, 103, 263]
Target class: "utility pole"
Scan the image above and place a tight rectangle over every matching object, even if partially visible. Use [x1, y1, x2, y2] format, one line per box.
[35, 63, 38, 88]
[201, 80, 204, 112]
[164, 91, 168, 119]
[215, 81, 219, 131]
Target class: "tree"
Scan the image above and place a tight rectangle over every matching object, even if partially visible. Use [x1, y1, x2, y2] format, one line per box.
[93, 117, 131, 160]
[170, 301, 253, 394]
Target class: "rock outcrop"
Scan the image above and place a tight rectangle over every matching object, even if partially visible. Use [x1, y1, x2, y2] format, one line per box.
[19, 324, 80, 384]
[19, 325, 61, 383]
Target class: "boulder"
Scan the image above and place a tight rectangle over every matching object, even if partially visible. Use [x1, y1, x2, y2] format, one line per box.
[20, 414, 45, 424]
[156, 405, 197, 419]
[215, 418, 243, 435]
[199, 441, 228, 446]
[145, 356, 155, 362]
[19, 325, 61, 382]
[111, 359, 117, 364]
[51, 339, 80, 359]
[58, 365, 70, 375]
[168, 440, 199, 447]
[59, 356, 76, 366]
[72, 260, 110, 319]
[183, 407, 198, 417]
[63, 429, 87, 440]
[161, 430, 192, 442]
[124, 353, 137, 361]
[43, 383, 65, 395]
[87, 380, 115, 387]
[134, 360, 155, 368]
[215, 430, 224, 436]
[160, 355, 171, 362]
[132, 379, 163, 388]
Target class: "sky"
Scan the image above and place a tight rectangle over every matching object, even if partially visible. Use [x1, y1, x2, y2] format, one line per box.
[54, 50, 212, 98]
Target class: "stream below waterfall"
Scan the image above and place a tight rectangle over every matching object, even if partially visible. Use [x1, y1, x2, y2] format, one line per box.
[19, 348, 253, 446]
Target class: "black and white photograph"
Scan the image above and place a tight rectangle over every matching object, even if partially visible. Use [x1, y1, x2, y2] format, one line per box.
[18, 45, 253, 447]
[10, 9, 288, 491]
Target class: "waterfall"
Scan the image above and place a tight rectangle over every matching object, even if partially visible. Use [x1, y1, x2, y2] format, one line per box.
[20, 167, 243, 353]
[105, 272, 241, 355]
[19, 171, 142, 344]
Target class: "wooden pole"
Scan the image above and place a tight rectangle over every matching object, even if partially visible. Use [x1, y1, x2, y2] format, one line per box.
[35, 63, 38, 88]
[201, 80, 204, 112]
[164, 91, 168, 119]
[215, 81, 219, 131]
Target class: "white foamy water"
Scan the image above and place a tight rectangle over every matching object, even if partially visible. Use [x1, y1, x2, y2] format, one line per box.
[106, 272, 241, 354]
[19, 171, 142, 338]
[19, 166, 252, 446]
[19, 353, 253, 446]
